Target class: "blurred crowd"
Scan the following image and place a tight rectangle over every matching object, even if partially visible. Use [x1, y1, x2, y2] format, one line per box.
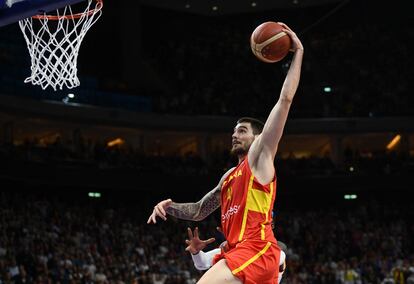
[276, 200, 414, 283]
[143, 9, 413, 119]
[0, 190, 413, 284]
[1, 134, 413, 178]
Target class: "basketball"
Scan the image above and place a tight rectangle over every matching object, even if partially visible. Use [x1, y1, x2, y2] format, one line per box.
[250, 21, 292, 63]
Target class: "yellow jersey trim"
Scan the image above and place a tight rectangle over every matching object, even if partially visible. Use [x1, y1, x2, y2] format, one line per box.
[238, 174, 273, 241]
[238, 175, 254, 241]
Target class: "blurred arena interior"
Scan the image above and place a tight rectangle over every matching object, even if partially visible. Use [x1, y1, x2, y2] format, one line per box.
[0, 0, 413, 283]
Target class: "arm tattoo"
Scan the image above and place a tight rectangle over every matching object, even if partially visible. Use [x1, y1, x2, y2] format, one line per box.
[166, 187, 221, 221]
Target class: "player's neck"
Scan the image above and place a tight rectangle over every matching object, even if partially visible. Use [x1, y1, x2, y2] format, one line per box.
[238, 155, 246, 164]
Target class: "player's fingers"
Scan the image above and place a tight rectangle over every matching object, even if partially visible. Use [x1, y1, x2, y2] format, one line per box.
[185, 239, 191, 245]
[194, 227, 199, 239]
[157, 206, 167, 216]
[283, 28, 298, 41]
[204, 238, 216, 245]
[150, 213, 157, 224]
[187, 227, 194, 240]
[282, 29, 294, 38]
[153, 205, 161, 216]
[278, 22, 289, 30]
[153, 211, 159, 223]
[165, 199, 173, 207]
[158, 203, 166, 216]
[153, 208, 163, 221]
[154, 206, 166, 220]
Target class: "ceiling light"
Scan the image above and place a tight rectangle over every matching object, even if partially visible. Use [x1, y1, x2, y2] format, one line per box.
[386, 134, 401, 150]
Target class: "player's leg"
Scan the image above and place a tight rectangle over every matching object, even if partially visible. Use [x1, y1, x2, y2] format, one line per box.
[197, 259, 242, 284]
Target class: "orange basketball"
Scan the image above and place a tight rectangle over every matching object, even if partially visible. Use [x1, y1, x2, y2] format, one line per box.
[250, 21, 292, 63]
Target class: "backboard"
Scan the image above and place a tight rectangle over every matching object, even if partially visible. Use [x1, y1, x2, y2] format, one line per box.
[0, 0, 85, 27]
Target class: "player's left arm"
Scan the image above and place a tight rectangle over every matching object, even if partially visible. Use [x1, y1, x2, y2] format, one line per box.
[249, 23, 304, 180]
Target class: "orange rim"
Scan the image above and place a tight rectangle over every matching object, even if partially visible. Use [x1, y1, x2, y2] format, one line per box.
[32, 0, 103, 20]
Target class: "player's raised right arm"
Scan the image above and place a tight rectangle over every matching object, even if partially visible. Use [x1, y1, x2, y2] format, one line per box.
[147, 167, 235, 223]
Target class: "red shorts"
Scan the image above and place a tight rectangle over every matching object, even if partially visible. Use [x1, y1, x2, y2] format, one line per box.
[213, 240, 281, 284]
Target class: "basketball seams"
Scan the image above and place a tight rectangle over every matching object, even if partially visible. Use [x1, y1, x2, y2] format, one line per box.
[252, 32, 288, 63]
[250, 34, 259, 58]
[255, 32, 287, 51]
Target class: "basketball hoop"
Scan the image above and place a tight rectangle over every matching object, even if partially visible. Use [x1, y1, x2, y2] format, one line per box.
[18, 0, 103, 91]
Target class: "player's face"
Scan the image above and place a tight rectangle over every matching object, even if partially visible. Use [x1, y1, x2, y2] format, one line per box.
[231, 122, 256, 156]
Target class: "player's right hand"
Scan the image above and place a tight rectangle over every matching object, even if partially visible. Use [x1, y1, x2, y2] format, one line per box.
[277, 22, 304, 52]
[147, 199, 172, 224]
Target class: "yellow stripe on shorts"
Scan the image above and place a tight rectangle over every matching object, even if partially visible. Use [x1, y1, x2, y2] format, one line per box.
[231, 241, 272, 274]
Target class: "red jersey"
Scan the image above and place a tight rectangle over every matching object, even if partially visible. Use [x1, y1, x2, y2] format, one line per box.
[220, 156, 277, 248]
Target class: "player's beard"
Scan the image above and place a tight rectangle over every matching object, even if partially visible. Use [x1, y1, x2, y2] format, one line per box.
[230, 143, 249, 157]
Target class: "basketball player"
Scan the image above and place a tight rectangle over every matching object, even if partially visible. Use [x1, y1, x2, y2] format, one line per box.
[148, 22, 303, 284]
[184, 227, 287, 284]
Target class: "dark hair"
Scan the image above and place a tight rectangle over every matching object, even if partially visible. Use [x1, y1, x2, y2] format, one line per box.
[277, 240, 288, 252]
[237, 117, 264, 135]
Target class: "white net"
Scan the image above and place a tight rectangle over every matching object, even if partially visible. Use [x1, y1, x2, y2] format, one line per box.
[18, 0, 103, 91]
